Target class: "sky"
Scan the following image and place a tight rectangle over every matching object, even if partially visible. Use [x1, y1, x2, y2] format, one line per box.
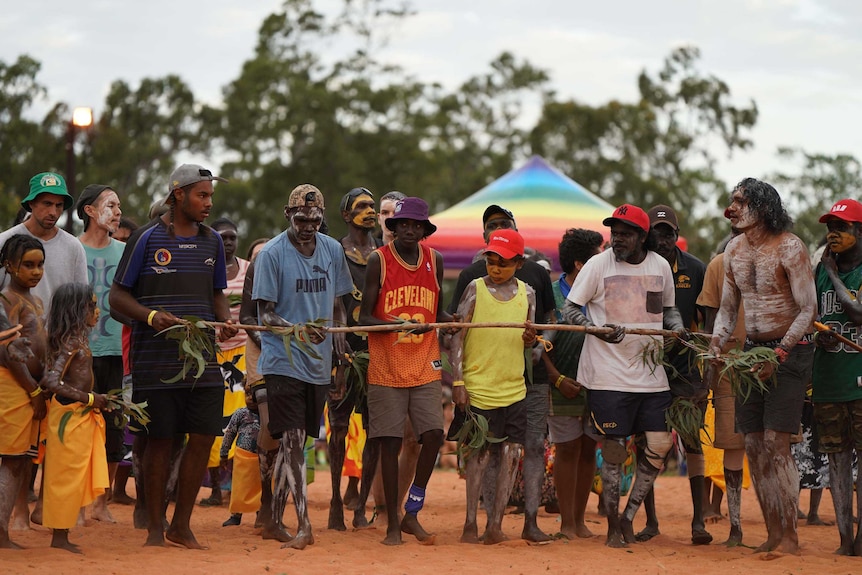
[2, 0, 860, 192]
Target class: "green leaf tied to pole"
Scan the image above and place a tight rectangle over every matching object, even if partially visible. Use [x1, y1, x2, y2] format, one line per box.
[156, 315, 218, 384]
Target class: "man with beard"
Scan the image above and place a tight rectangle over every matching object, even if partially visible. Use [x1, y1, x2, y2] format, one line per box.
[709, 178, 816, 555]
[636, 205, 710, 545]
[561, 204, 685, 548]
[110, 164, 237, 548]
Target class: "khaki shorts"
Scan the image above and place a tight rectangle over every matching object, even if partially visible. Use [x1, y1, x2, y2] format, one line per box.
[368, 380, 443, 440]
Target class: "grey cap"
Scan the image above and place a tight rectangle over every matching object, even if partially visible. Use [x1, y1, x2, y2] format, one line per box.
[165, 164, 227, 202]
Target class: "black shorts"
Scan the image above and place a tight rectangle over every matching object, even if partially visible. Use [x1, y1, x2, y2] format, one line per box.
[131, 386, 223, 439]
[266, 375, 328, 439]
[93, 355, 125, 462]
[327, 377, 369, 430]
[448, 399, 527, 446]
[588, 389, 672, 437]
[735, 343, 812, 434]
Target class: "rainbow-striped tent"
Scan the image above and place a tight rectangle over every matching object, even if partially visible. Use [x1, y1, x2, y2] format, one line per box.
[425, 156, 614, 274]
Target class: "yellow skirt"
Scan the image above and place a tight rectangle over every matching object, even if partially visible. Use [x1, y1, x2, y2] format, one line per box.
[43, 397, 108, 529]
[324, 404, 366, 479]
[0, 366, 40, 456]
[702, 393, 751, 492]
[229, 447, 262, 514]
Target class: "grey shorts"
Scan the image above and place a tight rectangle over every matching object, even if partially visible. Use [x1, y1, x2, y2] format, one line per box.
[735, 343, 812, 434]
[548, 415, 600, 444]
[367, 380, 443, 440]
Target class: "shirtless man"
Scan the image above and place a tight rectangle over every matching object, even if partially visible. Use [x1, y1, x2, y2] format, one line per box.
[709, 178, 816, 555]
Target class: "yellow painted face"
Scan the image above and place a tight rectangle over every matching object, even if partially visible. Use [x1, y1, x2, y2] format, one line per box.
[484, 253, 520, 284]
[87, 294, 100, 326]
[826, 219, 859, 254]
[349, 193, 376, 229]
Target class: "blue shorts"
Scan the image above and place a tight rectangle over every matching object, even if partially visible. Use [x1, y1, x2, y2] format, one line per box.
[588, 389, 671, 437]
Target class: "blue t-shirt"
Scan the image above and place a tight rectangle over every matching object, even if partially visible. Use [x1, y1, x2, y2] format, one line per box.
[253, 231, 353, 385]
[82, 238, 125, 357]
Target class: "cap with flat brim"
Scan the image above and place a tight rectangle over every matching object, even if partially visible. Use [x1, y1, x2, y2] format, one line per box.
[603, 204, 649, 233]
[482, 204, 516, 227]
[484, 229, 525, 260]
[22, 172, 74, 212]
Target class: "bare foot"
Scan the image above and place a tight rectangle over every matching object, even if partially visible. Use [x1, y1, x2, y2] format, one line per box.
[261, 525, 293, 542]
[165, 526, 208, 550]
[620, 518, 637, 544]
[91, 503, 117, 523]
[281, 529, 313, 550]
[806, 515, 833, 526]
[343, 487, 360, 511]
[704, 510, 724, 524]
[776, 538, 800, 555]
[144, 530, 165, 547]
[691, 527, 713, 545]
[133, 508, 147, 530]
[401, 514, 434, 543]
[381, 528, 402, 546]
[9, 515, 29, 531]
[575, 523, 595, 538]
[51, 540, 82, 554]
[328, 504, 346, 531]
[483, 527, 509, 545]
[111, 493, 136, 505]
[753, 537, 780, 553]
[521, 523, 551, 543]
[723, 525, 743, 547]
[460, 521, 480, 544]
[635, 523, 659, 542]
[352, 512, 372, 530]
[0, 537, 23, 549]
[606, 530, 628, 548]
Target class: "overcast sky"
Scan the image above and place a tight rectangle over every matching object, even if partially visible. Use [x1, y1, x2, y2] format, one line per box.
[2, 0, 860, 192]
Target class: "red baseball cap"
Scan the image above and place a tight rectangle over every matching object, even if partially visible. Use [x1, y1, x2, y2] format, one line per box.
[603, 204, 649, 232]
[484, 229, 525, 260]
[819, 199, 862, 224]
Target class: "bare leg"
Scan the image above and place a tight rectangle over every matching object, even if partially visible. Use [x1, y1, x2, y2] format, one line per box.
[165, 432, 214, 549]
[621, 456, 662, 544]
[827, 450, 854, 555]
[748, 430, 799, 554]
[258, 447, 291, 542]
[573, 436, 597, 538]
[112, 463, 135, 505]
[461, 447, 491, 543]
[276, 429, 314, 550]
[485, 442, 522, 545]
[724, 467, 744, 546]
[398, 418, 421, 508]
[352, 437, 381, 528]
[0, 456, 28, 549]
[521, 387, 551, 543]
[601, 458, 626, 548]
[343, 477, 360, 510]
[806, 489, 832, 525]
[401, 429, 443, 543]
[327, 423, 349, 531]
[379, 436, 403, 545]
[635, 487, 660, 541]
[142, 437, 172, 546]
[11, 460, 34, 529]
[553, 440, 578, 539]
[92, 461, 118, 522]
[50, 528, 81, 554]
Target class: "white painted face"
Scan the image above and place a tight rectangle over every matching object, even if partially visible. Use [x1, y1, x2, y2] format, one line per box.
[725, 189, 756, 230]
[92, 190, 122, 233]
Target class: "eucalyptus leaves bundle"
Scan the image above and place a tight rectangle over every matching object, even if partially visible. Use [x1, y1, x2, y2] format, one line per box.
[58, 389, 150, 443]
[156, 316, 217, 384]
[451, 407, 507, 460]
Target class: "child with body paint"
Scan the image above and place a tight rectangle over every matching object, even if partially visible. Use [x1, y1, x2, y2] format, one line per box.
[0, 235, 46, 549]
[40, 282, 110, 553]
[449, 229, 537, 545]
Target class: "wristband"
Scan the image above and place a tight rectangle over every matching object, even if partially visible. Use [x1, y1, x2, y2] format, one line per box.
[29, 386, 43, 398]
[554, 374, 566, 389]
[775, 346, 789, 364]
[147, 310, 158, 327]
[452, 380, 465, 387]
[86, 392, 95, 407]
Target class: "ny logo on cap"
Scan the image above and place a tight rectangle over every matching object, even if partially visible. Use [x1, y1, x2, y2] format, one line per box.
[617, 206, 628, 216]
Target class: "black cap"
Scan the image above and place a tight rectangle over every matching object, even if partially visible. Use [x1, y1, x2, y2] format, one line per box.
[76, 184, 112, 221]
[482, 204, 516, 227]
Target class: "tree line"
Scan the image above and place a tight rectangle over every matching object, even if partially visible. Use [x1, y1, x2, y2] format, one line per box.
[1, 0, 860, 262]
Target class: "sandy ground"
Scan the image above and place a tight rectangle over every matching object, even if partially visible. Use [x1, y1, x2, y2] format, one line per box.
[3, 468, 859, 575]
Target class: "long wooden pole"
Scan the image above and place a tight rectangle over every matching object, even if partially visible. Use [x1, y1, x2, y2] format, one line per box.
[814, 321, 862, 353]
[204, 320, 684, 338]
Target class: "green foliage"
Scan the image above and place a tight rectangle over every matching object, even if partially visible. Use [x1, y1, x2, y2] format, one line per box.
[665, 397, 707, 449]
[268, 319, 326, 363]
[156, 316, 218, 384]
[451, 406, 506, 460]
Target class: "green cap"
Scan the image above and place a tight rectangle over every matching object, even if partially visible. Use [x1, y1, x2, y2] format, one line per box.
[22, 172, 74, 212]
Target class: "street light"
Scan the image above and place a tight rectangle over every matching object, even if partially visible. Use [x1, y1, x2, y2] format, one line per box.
[64, 106, 93, 232]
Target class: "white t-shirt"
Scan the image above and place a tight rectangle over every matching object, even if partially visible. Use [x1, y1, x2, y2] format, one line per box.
[567, 249, 675, 393]
[0, 223, 88, 317]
